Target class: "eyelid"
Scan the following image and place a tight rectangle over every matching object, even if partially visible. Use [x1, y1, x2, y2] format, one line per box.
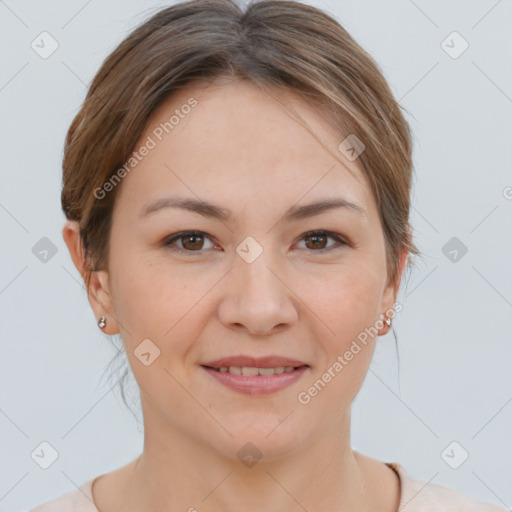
[163, 229, 349, 255]
[295, 230, 349, 251]
[163, 230, 218, 254]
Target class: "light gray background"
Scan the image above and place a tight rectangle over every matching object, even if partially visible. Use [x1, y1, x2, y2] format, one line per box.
[1, 0, 511, 510]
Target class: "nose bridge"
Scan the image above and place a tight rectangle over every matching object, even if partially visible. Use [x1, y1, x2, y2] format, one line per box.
[217, 237, 298, 335]
[235, 239, 283, 305]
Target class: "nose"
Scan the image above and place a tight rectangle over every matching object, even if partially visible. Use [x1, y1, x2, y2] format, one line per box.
[217, 249, 298, 336]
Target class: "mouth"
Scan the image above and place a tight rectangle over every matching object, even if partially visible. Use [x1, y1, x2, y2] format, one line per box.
[201, 365, 308, 375]
[200, 364, 310, 395]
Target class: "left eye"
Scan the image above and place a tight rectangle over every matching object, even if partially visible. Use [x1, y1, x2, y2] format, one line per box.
[295, 230, 347, 251]
[163, 230, 347, 255]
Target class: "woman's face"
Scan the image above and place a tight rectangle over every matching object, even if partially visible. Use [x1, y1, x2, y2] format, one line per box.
[94, 78, 403, 461]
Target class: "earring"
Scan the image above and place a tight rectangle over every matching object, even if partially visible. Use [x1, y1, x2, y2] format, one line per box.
[385, 317, 391, 327]
[98, 316, 106, 329]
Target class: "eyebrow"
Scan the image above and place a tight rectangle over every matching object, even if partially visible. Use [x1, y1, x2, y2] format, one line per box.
[139, 196, 366, 222]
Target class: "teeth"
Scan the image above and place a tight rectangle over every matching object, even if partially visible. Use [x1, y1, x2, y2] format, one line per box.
[258, 367, 279, 375]
[218, 366, 297, 375]
[241, 367, 259, 376]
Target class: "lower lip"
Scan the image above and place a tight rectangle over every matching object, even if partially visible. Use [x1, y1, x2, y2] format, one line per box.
[201, 366, 309, 395]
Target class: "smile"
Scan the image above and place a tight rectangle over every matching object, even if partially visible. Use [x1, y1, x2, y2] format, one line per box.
[201, 364, 309, 394]
[205, 365, 301, 375]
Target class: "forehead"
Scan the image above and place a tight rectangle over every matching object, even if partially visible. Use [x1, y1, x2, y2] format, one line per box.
[114, 77, 375, 220]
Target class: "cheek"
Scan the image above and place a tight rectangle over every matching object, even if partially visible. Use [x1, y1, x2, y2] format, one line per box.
[109, 256, 216, 366]
[310, 262, 383, 339]
[109, 261, 207, 404]
[297, 269, 381, 420]
[111, 254, 187, 330]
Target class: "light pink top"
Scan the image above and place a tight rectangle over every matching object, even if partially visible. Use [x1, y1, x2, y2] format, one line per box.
[29, 462, 508, 511]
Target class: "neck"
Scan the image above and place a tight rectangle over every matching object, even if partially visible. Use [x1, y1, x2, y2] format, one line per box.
[109, 408, 382, 512]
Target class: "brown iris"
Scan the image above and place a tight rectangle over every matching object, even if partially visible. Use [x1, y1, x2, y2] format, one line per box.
[181, 234, 204, 250]
[303, 232, 328, 250]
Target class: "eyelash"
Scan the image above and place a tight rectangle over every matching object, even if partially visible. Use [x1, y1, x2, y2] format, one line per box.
[163, 230, 348, 256]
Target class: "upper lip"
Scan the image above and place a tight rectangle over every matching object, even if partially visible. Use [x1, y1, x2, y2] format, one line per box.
[201, 356, 309, 368]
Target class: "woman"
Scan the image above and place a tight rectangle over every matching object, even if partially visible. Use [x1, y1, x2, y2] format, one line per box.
[30, 0, 507, 510]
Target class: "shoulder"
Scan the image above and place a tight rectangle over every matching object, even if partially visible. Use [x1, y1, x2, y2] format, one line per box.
[28, 478, 98, 512]
[387, 462, 509, 512]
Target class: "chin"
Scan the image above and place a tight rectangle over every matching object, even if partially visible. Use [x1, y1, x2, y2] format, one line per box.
[212, 414, 310, 462]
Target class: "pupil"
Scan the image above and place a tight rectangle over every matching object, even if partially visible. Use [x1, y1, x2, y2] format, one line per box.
[184, 235, 202, 250]
[308, 234, 326, 249]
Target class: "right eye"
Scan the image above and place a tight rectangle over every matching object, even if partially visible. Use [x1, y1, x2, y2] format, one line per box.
[163, 230, 217, 255]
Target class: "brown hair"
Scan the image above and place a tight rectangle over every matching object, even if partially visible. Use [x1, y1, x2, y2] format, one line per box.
[61, 0, 419, 408]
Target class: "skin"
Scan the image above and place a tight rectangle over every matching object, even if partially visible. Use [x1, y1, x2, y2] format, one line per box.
[63, 77, 407, 512]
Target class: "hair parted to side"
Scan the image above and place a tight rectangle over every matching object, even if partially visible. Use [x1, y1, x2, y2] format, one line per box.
[61, 0, 420, 414]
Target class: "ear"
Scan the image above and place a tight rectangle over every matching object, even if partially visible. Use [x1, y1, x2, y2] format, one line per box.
[62, 220, 118, 334]
[379, 247, 408, 334]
